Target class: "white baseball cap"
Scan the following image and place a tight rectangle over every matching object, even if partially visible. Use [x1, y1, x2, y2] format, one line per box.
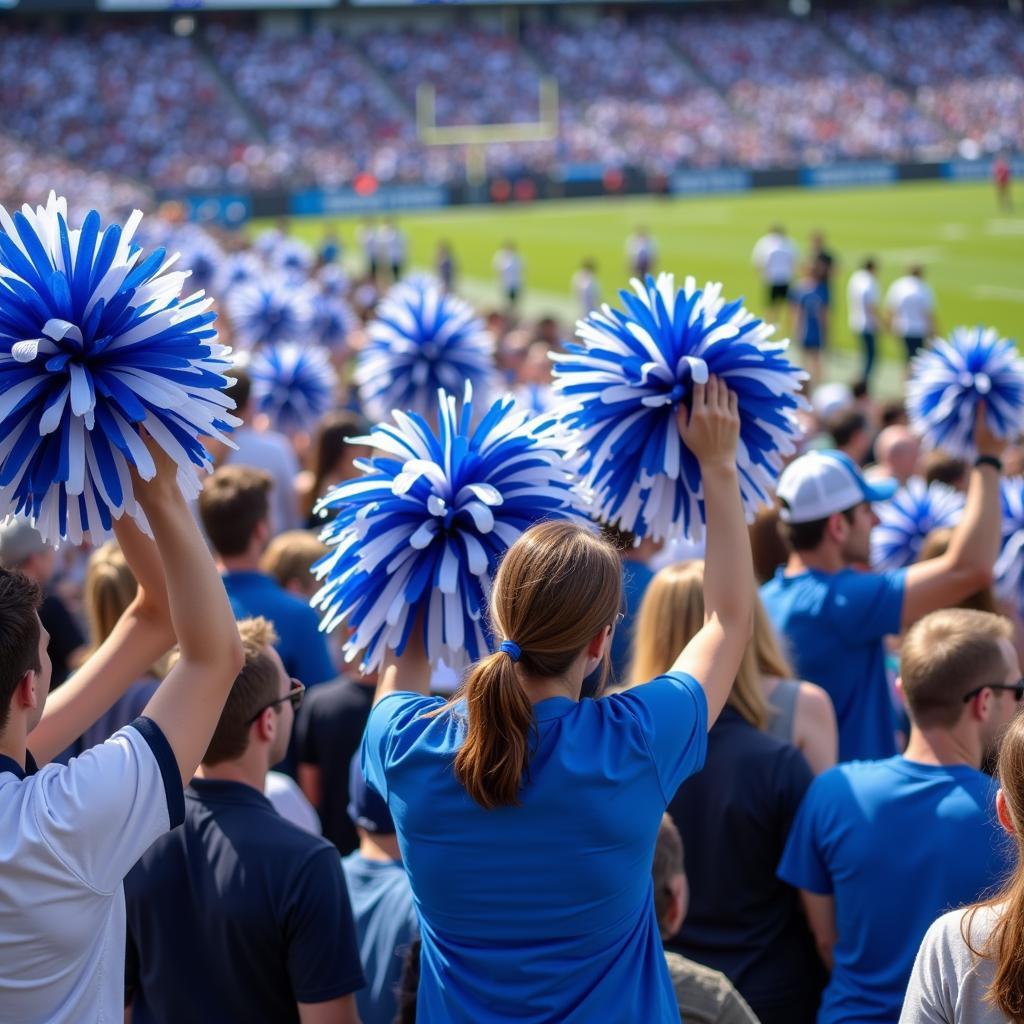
[777, 451, 897, 524]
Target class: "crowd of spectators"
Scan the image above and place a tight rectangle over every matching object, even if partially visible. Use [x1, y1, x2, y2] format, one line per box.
[1, 6, 1020, 192]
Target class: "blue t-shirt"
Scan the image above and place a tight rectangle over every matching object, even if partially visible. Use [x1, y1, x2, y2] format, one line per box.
[610, 559, 655, 686]
[778, 757, 1013, 1024]
[125, 778, 365, 1023]
[223, 571, 335, 687]
[341, 853, 419, 1024]
[362, 672, 709, 1023]
[794, 282, 828, 348]
[760, 568, 906, 761]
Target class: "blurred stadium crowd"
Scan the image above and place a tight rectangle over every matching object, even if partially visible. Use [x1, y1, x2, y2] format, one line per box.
[0, 3, 1021, 198]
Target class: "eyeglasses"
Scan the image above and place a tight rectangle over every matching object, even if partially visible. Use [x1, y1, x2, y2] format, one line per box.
[248, 678, 306, 723]
[962, 679, 1024, 704]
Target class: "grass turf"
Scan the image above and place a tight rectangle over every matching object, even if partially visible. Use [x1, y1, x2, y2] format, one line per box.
[255, 180, 1024, 391]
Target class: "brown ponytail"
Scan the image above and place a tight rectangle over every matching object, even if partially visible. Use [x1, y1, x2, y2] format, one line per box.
[439, 520, 621, 810]
[963, 712, 1024, 1020]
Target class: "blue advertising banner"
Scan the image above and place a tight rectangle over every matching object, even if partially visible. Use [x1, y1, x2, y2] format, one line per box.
[291, 185, 450, 216]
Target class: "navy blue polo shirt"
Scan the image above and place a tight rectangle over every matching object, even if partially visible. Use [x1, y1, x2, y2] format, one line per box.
[222, 571, 335, 687]
[125, 778, 365, 1023]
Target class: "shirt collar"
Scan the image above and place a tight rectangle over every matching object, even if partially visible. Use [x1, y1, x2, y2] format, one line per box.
[187, 776, 273, 808]
[221, 570, 274, 589]
[532, 696, 577, 722]
[0, 749, 38, 780]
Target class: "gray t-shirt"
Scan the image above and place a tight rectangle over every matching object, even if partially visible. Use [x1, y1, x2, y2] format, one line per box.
[664, 951, 761, 1024]
[900, 904, 1008, 1024]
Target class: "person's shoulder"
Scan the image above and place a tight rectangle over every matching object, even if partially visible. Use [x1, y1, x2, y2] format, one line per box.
[305, 677, 371, 711]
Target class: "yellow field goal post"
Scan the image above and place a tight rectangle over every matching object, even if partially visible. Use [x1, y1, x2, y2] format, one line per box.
[416, 78, 559, 185]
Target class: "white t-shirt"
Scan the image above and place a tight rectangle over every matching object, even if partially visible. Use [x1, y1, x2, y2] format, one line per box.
[900, 904, 1007, 1024]
[626, 235, 657, 271]
[264, 770, 321, 836]
[885, 276, 935, 338]
[494, 250, 522, 289]
[752, 233, 798, 285]
[0, 720, 182, 1024]
[847, 269, 880, 333]
[572, 270, 601, 315]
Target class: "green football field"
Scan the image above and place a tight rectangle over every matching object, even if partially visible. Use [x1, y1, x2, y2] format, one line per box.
[257, 180, 1024, 391]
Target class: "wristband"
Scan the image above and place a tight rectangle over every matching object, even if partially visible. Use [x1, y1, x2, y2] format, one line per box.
[975, 455, 1003, 473]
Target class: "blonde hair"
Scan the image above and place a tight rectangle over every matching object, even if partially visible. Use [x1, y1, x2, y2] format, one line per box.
[431, 521, 622, 810]
[630, 561, 770, 730]
[964, 713, 1024, 1019]
[261, 531, 328, 591]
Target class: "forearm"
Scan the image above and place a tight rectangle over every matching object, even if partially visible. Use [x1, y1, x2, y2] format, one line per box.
[946, 463, 1000, 580]
[112, 515, 168, 620]
[137, 488, 240, 671]
[701, 464, 755, 632]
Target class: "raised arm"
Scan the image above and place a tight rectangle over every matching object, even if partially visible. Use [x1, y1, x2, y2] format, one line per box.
[29, 515, 175, 764]
[901, 404, 1002, 629]
[672, 377, 755, 726]
[132, 444, 244, 783]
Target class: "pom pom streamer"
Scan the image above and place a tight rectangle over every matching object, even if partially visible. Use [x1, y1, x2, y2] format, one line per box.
[870, 479, 964, 571]
[0, 192, 239, 544]
[216, 252, 263, 297]
[174, 228, 224, 295]
[313, 295, 360, 353]
[249, 343, 336, 434]
[550, 273, 808, 542]
[273, 238, 314, 281]
[906, 326, 1024, 457]
[356, 279, 497, 423]
[225, 276, 315, 349]
[311, 383, 588, 672]
[996, 476, 1024, 612]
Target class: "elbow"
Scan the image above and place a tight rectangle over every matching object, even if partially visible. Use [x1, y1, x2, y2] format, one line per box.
[224, 630, 246, 678]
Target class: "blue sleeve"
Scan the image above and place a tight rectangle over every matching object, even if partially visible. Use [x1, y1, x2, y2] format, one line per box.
[361, 692, 445, 801]
[608, 672, 708, 801]
[777, 772, 835, 895]
[292, 608, 337, 687]
[287, 848, 366, 1002]
[829, 569, 906, 641]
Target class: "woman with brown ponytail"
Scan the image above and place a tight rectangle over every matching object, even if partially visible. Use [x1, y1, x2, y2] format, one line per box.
[361, 377, 755, 1024]
[901, 711, 1024, 1024]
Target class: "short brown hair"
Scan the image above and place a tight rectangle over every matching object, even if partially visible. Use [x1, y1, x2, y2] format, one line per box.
[199, 466, 272, 557]
[260, 531, 328, 590]
[652, 813, 684, 936]
[202, 617, 281, 765]
[0, 570, 42, 731]
[900, 609, 1013, 728]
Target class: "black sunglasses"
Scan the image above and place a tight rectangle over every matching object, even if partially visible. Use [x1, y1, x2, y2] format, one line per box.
[962, 679, 1024, 704]
[248, 678, 306, 723]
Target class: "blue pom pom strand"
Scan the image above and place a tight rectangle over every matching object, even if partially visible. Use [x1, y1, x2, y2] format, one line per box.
[870, 479, 964, 571]
[906, 326, 1024, 458]
[0, 192, 239, 544]
[356, 279, 497, 424]
[550, 273, 808, 543]
[996, 476, 1024, 613]
[249, 343, 337, 435]
[310, 383, 589, 673]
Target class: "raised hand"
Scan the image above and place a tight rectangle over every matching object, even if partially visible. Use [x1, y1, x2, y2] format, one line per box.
[973, 401, 1006, 461]
[677, 375, 740, 471]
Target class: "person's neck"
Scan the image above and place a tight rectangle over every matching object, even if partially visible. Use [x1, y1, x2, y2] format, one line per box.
[195, 753, 269, 792]
[219, 551, 263, 574]
[0, 720, 28, 771]
[787, 547, 846, 576]
[519, 671, 582, 705]
[359, 832, 402, 863]
[902, 725, 981, 770]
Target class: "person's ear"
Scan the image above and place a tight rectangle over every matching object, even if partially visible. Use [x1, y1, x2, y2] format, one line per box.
[252, 707, 275, 745]
[587, 625, 611, 660]
[14, 670, 38, 712]
[254, 519, 271, 549]
[997, 789, 1016, 835]
[826, 512, 849, 545]
[894, 677, 907, 709]
[664, 873, 688, 936]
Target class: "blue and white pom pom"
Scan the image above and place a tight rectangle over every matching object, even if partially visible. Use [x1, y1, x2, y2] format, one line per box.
[870, 479, 965, 571]
[906, 326, 1024, 457]
[311, 383, 588, 672]
[356, 278, 497, 423]
[225, 276, 315, 349]
[317, 264, 350, 299]
[249, 343, 336, 434]
[550, 273, 808, 542]
[174, 228, 224, 295]
[216, 252, 263, 297]
[273, 238, 314, 282]
[313, 295, 360, 354]
[0, 192, 239, 544]
[996, 477, 1024, 612]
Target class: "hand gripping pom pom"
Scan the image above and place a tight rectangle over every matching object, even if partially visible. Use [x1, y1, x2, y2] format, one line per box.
[906, 326, 1024, 458]
[550, 273, 809, 543]
[996, 477, 1024, 613]
[356, 278, 498, 424]
[310, 383, 589, 673]
[225, 275, 315, 350]
[870, 479, 965, 571]
[249, 343, 337, 435]
[0, 192, 240, 544]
